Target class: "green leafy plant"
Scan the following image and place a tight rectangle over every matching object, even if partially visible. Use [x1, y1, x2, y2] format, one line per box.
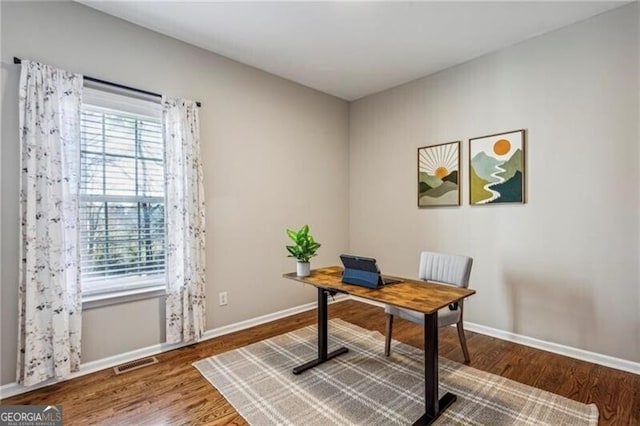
[286, 224, 321, 263]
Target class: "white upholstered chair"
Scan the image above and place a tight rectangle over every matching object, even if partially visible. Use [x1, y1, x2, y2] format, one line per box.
[384, 251, 473, 363]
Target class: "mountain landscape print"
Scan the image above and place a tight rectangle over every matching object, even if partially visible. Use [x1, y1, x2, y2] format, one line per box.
[469, 130, 525, 205]
[418, 141, 460, 207]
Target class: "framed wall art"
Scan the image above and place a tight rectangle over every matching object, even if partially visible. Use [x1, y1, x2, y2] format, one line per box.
[469, 129, 525, 205]
[417, 141, 460, 207]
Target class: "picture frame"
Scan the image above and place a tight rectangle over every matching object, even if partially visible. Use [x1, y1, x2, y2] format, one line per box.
[417, 141, 461, 207]
[469, 129, 526, 205]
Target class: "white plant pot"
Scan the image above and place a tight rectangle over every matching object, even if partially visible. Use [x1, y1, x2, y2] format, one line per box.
[297, 261, 310, 277]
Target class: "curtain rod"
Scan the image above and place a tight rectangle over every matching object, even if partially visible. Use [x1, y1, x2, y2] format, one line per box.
[13, 57, 202, 108]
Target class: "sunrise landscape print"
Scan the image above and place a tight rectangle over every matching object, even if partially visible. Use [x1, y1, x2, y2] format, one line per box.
[469, 129, 525, 205]
[418, 141, 460, 207]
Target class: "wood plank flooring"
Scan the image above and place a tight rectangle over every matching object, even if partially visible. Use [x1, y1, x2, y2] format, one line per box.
[2, 300, 639, 425]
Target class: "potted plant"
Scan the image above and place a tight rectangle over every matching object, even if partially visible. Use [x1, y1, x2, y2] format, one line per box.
[286, 224, 321, 277]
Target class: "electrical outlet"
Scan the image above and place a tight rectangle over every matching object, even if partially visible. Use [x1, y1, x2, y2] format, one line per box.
[219, 292, 228, 306]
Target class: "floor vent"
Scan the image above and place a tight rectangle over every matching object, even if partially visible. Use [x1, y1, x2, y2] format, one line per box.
[113, 356, 159, 375]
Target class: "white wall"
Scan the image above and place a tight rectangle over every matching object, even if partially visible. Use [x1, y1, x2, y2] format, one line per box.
[0, 1, 349, 385]
[349, 4, 639, 362]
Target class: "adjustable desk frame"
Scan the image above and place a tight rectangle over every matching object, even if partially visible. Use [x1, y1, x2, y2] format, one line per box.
[292, 288, 349, 374]
[284, 267, 475, 425]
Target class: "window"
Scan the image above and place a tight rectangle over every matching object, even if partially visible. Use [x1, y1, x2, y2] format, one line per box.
[79, 88, 165, 297]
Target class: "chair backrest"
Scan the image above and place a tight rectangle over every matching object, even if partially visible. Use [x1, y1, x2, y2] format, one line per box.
[418, 251, 473, 289]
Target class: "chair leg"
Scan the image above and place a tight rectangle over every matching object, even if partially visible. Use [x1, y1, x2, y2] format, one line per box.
[456, 320, 471, 364]
[384, 314, 394, 356]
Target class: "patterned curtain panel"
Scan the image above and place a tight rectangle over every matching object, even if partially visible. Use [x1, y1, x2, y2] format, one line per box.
[17, 61, 83, 386]
[163, 97, 206, 344]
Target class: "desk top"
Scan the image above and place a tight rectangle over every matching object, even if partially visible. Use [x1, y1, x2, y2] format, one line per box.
[283, 266, 475, 314]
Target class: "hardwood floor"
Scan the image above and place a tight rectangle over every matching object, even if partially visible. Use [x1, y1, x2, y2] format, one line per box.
[2, 300, 639, 425]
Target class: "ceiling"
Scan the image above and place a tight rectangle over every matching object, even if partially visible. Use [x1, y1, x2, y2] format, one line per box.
[79, 1, 626, 101]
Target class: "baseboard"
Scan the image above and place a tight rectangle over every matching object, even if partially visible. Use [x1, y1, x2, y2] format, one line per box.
[462, 321, 640, 375]
[199, 294, 347, 340]
[351, 296, 385, 308]
[4, 292, 635, 399]
[351, 295, 640, 375]
[0, 294, 348, 399]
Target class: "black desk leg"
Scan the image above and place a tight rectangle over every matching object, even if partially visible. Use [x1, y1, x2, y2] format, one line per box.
[412, 312, 457, 425]
[292, 288, 348, 375]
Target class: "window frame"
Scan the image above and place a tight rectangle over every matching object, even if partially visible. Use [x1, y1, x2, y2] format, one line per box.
[79, 87, 167, 305]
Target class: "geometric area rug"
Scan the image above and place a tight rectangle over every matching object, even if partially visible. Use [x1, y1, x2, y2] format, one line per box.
[194, 319, 599, 425]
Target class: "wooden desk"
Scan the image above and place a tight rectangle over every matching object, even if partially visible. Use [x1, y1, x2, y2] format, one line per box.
[283, 266, 476, 425]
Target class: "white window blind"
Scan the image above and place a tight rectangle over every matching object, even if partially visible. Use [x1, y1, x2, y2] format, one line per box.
[79, 89, 165, 296]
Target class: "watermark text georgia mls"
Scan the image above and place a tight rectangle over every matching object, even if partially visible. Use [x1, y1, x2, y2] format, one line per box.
[0, 405, 62, 426]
